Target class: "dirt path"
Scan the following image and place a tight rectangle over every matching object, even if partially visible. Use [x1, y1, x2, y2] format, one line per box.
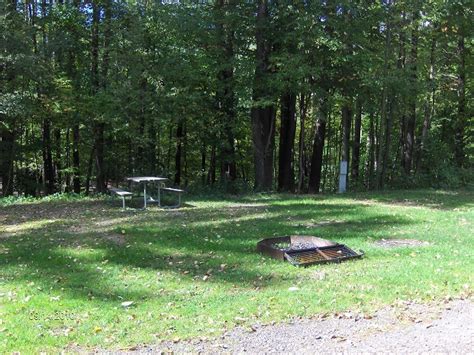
[137, 299, 473, 354]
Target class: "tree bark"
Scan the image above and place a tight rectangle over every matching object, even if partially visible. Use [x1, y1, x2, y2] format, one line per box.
[341, 103, 351, 165]
[278, 92, 297, 191]
[216, 0, 237, 182]
[377, 3, 393, 189]
[297, 93, 307, 193]
[454, 35, 466, 168]
[42, 118, 55, 195]
[251, 0, 275, 190]
[418, 37, 436, 171]
[72, 124, 81, 193]
[308, 95, 328, 194]
[351, 99, 362, 182]
[0, 126, 15, 196]
[366, 112, 375, 189]
[402, 12, 418, 175]
[54, 128, 62, 191]
[207, 144, 216, 185]
[91, 0, 107, 193]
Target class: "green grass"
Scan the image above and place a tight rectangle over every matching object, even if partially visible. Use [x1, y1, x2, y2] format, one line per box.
[0, 189, 473, 352]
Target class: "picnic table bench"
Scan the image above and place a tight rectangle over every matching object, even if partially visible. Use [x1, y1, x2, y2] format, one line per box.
[109, 187, 133, 210]
[161, 187, 185, 208]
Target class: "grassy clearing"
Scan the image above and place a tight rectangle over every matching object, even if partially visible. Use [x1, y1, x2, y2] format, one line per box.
[0, 189, 472, 352]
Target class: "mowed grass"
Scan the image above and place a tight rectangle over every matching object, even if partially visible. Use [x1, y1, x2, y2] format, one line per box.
[0, 189, 472, 352]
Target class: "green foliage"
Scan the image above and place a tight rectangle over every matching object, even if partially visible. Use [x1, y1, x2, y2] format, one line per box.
[0, 0, 471, 196]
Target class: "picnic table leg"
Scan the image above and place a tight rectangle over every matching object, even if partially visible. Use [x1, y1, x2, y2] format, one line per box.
[143, 183, 147, 209]
[122, 196, 126, 210]
[158, 184, 161, 207]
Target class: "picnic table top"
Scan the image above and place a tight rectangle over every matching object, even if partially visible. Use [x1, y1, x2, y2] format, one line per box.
[126, 176, 168, 183]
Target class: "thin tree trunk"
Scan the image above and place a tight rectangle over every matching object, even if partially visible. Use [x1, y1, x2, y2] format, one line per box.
[91, 0, 106, 193]
[454, 35, 466, 167]
[297, 93, 307, 193]
[308, 94, 328, 193]
[94, 123, 105, 192]
[42, 118, 55, 195]
[351, 98, 362, 182]
[207, 144, 216, 185]
[216, 0, 237, 182]
[418, 37, 436, 171]
[0, 126, 15, 196]
[65, 128, 71, 192]
[402, 12, 418, 174]
[278, 92, 297, 191]
[377, 3, 392, 189]
[166, 126, 172, 173]
[72, 124, 81, 193]
[54, 128, 62, 191]
[85, 144, 95, 195]
[366, 111, 375, 189]
[201, 143, 206, 185]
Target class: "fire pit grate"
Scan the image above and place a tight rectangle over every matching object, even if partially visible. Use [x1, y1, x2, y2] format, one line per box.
[257, 236, 364, 267]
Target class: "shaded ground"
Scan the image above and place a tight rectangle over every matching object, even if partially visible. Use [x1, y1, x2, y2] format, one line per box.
[143, 299, 473, 354]
[0, 189, 472, 352]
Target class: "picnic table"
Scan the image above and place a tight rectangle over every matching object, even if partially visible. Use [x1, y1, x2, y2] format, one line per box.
[126, 176, 168, 209]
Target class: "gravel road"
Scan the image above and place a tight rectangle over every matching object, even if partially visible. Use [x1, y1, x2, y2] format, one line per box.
[142, 299, 473, 354]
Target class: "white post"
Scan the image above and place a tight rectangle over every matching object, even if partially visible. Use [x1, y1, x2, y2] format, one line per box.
[338, 160, 348, 193]
[143, 183, 147, 209]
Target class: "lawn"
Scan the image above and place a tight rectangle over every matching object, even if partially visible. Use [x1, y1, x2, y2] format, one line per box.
[0, 189, 472, 352]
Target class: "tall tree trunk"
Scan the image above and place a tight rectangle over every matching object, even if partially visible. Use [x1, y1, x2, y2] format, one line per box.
[216, 0, 237, 182]
[278, 92, 297, 191]
[251, 0, 275, 190]
[94, 123, 105, 192]
[351, 98, 362, 182]
[366, 111, 375, 189]
[308, 95, 328, 194]
[201, 143, 206, 185]
[54, 128, 62, 191]
[402, 13, 418, 174]
[377, 4, 393, 189]
[0, 126, 15, 196]
[341, 102, 352, 166]
[42, 118, 55, 195]
[72, 124, 81, 193]
[297, 93, 307, 193]
[207, 144, 216, 185]
[91, 0, 105, 192]
[454, 35, 466, 167]
[418, 37, 436, 171]
[339, 99, 352, 192]
[85, 144, 95, 195]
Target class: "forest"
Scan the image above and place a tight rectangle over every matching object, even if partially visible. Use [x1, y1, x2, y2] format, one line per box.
[0, 0, 472, 196]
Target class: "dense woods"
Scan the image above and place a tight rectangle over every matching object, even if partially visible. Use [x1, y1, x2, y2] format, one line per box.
[1, 0, 472, 196]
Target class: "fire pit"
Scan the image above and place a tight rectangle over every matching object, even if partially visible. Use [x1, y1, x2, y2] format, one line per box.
[257, 235, 364, 267]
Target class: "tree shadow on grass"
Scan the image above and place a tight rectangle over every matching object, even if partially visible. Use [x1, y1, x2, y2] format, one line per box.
[0, 198, 417, 305]
[212, 189, 474, 210]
